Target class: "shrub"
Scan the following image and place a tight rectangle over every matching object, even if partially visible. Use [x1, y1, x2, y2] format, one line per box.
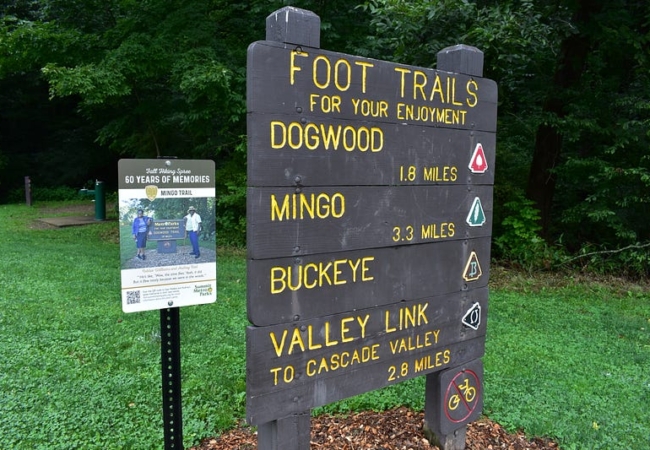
[493, 192, 556, 271]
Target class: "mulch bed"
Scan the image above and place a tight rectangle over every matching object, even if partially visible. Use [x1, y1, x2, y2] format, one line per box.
[189, 407, 559, 450]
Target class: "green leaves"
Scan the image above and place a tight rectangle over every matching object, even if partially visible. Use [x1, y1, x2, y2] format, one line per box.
[42, 63, 130, 102]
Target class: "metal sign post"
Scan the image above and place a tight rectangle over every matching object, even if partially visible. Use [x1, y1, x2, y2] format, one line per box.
[117, 158, 217, 449]
[161, 307, 183, 450]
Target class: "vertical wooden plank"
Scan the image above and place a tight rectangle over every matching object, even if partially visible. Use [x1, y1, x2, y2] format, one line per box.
[421, 45, 486, 449]
[265, 7, 320, 48]
[437, 44, 484, 77]
[258, 413, 311, 450]
[256, 7, 320, 450]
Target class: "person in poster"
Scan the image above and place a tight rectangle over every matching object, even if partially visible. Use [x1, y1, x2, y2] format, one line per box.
[132, 208, 152, 260]
[184, 206, 202, 258]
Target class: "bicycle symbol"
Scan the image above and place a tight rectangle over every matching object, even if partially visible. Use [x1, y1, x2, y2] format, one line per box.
[447, 377, 477, 411]
[443, 366, 482, 427]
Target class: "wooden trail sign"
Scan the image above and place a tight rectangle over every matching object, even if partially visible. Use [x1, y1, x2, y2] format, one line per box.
[247, 237, 491, 326]
[247, 288, 488, 424]
[248, 184, 493, 259]
[246, 7, 497, 448]
[248, 117, 496, 187]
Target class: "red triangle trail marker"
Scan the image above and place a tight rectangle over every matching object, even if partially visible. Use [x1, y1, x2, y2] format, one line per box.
[469, 143, 488, 174]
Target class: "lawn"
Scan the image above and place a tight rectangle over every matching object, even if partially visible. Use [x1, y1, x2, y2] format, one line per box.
[0, 201, 648, 449]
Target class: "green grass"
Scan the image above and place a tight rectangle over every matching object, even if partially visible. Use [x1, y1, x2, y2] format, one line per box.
[0, 201, 649, 449]
[483, 285, 650, 449]
[0, 202, 247, 449]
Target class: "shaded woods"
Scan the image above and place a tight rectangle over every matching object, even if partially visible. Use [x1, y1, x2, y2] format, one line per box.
[2, 0, 649, 274]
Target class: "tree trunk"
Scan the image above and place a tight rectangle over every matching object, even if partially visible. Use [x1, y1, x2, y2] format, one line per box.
[526, 0, 601, 237]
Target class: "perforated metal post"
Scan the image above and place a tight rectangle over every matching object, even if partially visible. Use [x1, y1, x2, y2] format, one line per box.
[161, 307, 183, 449]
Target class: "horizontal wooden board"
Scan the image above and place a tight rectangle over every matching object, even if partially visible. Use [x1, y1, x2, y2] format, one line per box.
[248, 115, 495, 187]
[248, 185, 493, 259]
[247, 237, 491, 326]
[247, 288, 488, 395]
[247, 41, 498, 132]
[247, 338, 485, 425]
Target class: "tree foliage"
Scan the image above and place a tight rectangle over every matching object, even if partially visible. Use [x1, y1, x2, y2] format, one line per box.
[358, 0, 650, 276]
[1, 0, 649, 273]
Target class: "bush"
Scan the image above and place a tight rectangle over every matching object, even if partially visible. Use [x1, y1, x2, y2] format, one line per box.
[493, 192, 558, 271]
[565, 242, 650, 280]
[6, 185, 81, 203]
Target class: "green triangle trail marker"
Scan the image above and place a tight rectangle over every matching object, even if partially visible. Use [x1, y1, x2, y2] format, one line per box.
[466, 197, 486, 227]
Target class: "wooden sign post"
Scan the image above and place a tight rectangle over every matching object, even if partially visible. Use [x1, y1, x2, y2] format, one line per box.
[246, 7, 497, 450]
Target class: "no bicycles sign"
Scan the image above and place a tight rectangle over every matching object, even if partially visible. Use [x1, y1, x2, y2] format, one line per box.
[436, 359, 484, 435]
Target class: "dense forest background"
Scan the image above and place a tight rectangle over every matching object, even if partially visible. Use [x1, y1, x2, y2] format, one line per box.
[1, 0, 649, 276]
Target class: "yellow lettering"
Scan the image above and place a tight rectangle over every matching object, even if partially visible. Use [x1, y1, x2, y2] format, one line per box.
[270, 194, 289, 221]
[354, 61, 374, 93]
[304, 263, 318, 289]
[418, 303, 429, 325]
[319, 261, 332, 287]
[324, 321, 338, 346]
[466, 80, 478, 107]
[290, 50, 308, 85]
[430, 74, 445, 102]
[333, 259, 346, 285]
[269, 330, 288, 357]
[452, 77, 463, 106]
[270, 121, 286, 148]
[340, 317, 354, 342]
[334, 59, 352, 91]
[304, 123, 319, 149]
[270, 256, 375, 294]
[348, 258, 361, 282]
[307, 325, 322, 350]
[361, 257, 374, 281]
[309, 94, 342, 114]
[385, 311, 397, 333]
[270, 192, 346, 222]
[270, 267, 286, 294]
[286, 265, 302, 291]
[270, 120, 384, 152]
[270, 367, 281, 385]
[313, 55, 331, 89]
[318, 357, 329, 373]
[288, 328, 305, 354]
[357, 315, 369, 338]
[394, 67, 411, 98]
[413, 70, 427, 100]
[306, 360, 316, 376]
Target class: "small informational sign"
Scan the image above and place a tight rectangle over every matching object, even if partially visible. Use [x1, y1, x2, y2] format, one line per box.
[148, 219, 186, 240]
[118, 158, 217, 313]
[438, 359, 483, 435]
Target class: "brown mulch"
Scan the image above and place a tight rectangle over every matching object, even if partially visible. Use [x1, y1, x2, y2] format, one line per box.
[189, 407, 559, 450]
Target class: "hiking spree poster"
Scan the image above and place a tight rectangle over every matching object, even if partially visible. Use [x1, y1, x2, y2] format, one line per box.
[118, 158, 217, 313]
